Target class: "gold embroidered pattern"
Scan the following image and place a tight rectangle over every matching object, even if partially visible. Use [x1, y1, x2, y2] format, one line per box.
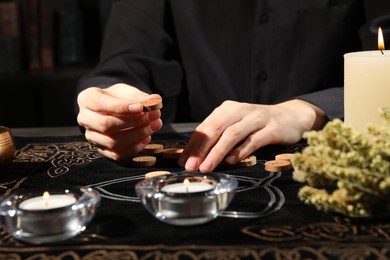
[48, 142, 102, 177]
[0, 142, 102, 195]
[11, 142, 101, 178]
[0, 245, 389, 259]
[242, 222, 390, 242]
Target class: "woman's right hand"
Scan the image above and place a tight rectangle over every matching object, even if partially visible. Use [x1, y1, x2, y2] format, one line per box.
[77, 83, 163, 161]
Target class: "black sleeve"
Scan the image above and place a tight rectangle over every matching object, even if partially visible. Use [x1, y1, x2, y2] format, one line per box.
[295, 87, 343, 120]
[77, 0, 183, 98]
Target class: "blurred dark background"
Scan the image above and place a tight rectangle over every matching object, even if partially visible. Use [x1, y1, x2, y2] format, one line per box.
[0, 0, 389, 127]
[0, 0, 116, 127]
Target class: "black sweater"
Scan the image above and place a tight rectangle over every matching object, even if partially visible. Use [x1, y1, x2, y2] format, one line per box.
[78, 0, 370, 122]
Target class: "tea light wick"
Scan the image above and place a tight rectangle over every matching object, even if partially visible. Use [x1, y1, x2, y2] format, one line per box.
[183, 178, 190, 193]
[378, 27, 385, 55]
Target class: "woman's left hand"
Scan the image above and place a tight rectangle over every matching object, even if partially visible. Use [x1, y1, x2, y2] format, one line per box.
[178, 99, 326, 172]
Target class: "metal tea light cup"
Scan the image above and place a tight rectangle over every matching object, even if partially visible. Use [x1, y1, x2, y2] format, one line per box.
[0, 126, 15, 168]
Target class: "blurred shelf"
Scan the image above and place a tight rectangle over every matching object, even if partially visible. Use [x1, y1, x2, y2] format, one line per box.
[0, 63, 96, 86]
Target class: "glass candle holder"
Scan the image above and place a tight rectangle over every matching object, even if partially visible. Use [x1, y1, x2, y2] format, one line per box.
[136, 172, 238, 226]
[0, 126, 15, 168]
[0, 186, 101, 244]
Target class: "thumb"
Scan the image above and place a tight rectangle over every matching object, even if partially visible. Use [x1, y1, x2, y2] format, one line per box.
[79, 87, 144, 114]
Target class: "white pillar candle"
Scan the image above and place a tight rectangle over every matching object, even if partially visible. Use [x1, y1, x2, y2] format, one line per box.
[344, 28, 390, 133]
[19, 192, 76, 210]
[344, 50, 390, 133]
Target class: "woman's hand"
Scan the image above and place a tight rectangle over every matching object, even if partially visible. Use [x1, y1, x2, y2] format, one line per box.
[77, 83, 163, 161]
[179, 99, 326, 172]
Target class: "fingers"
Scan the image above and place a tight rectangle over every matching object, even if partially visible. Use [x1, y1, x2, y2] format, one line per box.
[199, 118, 263, 171]
[224, 124, 279, 165]
[183, 111, 270, 172]
[179, 101, 249, 172]
[78, 107, 161, 133]
[77, 86, 164, 161]
[77, 86, 163, 132]
[86, 118, 162, 161]
[178, 130, 215, 172]
[78, 87, 144, 115]
[179, 101, 295, 173]
[180, 123, 242, 172]
[96, 136, 152, 161]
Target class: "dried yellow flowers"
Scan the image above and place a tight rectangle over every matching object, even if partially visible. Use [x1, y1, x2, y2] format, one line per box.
[292, 107, 390, 218]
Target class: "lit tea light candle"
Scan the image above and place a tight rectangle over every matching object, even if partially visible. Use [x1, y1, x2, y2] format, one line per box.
[161, 178, 214, 193]
[19, 191, 77, 210]
[344, 27, 390, 133]
[136, 172, 238, 226]
[0, 187, 101, 244]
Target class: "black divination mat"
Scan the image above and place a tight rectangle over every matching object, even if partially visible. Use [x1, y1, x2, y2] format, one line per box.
[0, 133, 390, 259]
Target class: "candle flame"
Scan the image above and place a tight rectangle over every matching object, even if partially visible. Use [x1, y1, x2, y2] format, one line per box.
[183, 178, 190, 186]
[378, 27, 385, 51]
[43, 191, 50, 201]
